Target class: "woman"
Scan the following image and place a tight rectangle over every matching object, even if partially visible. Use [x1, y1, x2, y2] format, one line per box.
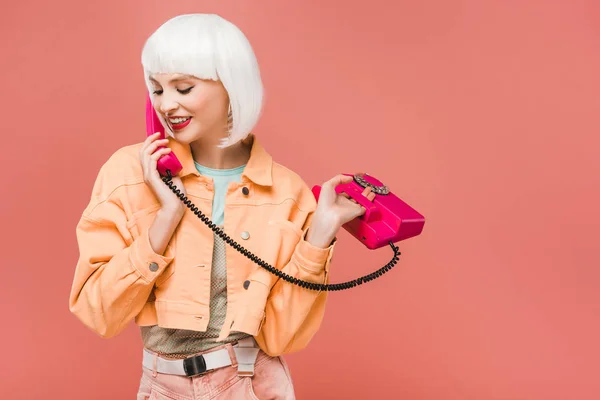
[69, 13, 375, 399]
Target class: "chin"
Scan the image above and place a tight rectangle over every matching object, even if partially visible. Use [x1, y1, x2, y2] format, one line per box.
[171, 128, 203, 144]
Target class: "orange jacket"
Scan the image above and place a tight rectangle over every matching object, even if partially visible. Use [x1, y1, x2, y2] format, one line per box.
[69, 134, 336, 356]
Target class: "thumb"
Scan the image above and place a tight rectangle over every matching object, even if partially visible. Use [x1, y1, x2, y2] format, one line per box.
[322, 174, 353, 189]
[319, 174, 352, 204]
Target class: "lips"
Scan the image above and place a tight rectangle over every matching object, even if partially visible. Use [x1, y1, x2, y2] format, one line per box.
[169, 117, 192, 131]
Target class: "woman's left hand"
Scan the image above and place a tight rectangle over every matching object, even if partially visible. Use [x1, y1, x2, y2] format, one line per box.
[306, 174, 376, 248]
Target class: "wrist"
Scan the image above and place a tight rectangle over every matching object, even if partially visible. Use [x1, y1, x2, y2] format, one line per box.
[305, 227, 336, 249]
[306, 213, 339, 248]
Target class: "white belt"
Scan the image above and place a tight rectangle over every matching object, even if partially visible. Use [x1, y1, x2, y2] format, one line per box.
[142, 337, 260, 377]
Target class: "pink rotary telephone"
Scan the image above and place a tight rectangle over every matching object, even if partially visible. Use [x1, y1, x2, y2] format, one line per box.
[146, 94, 424, 291]
[312, 174, 425, 250]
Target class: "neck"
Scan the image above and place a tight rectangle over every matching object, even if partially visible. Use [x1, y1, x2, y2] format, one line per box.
[189, 134, 252, 169]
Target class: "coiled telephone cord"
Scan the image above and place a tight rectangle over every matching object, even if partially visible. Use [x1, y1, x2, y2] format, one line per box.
[163, 171, 401, 291]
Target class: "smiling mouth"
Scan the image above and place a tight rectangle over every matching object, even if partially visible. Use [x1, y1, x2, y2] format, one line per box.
[168, 117, 192, 130]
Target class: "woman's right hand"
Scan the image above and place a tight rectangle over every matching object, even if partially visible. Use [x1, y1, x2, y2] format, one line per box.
[139, 132, 187, 214]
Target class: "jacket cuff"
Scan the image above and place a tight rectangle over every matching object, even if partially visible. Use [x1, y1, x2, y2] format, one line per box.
[292, 227, 337, 275]
[130, 226, 175, 282]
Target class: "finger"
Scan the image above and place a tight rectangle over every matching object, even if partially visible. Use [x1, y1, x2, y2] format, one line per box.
[146, 148, 171, 178]
[322, 174, 353, 189]
[145, 137, 169, 149]
[144, 139, 169, 155]
[338, 203, 367, 225]
[337, 191, 355, 202]
[146, 147, 171, 170]
[150, 147, 172, 160]
[141, 133, 166, 155]
[142, 132, 162, 148]
[349, 204, 366, 219]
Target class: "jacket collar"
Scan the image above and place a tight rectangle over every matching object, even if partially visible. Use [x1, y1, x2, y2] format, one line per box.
[167, 134, 273, 187]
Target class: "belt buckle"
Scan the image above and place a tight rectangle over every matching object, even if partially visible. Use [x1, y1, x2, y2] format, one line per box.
[183, 354, 207, 377]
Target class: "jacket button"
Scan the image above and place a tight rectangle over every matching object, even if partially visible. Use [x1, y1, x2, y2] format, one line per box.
[243, 280, 250, 289]
[242, 187, 249, 195]
[240, 231, 250, 240]
[149, 262, 159, 272]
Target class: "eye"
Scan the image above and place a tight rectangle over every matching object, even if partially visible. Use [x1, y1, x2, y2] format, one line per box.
[152, 89, 163, 95]
[178, 86, 194, 94]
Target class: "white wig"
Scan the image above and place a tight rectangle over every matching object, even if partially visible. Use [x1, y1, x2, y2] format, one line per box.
[141, 14, 264, 148]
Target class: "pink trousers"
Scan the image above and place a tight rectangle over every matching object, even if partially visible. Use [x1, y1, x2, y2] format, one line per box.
[137, 342, 296, 399]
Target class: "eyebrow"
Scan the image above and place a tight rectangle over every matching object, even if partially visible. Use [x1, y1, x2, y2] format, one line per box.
[149, 74, 195, 84]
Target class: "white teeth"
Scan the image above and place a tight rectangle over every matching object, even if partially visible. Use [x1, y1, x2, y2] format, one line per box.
[169, 117, 190, 124]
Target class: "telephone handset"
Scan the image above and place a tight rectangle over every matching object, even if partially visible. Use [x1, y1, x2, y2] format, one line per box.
[146, 96, 183, 177]
[145, 95, 425, 291]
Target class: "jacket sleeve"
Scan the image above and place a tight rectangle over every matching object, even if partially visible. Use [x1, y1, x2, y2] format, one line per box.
[68, 162, 174, 338]
[249, 189, 337, 356]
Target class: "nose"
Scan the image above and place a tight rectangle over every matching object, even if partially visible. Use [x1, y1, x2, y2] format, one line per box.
[158, 93, 179, 116]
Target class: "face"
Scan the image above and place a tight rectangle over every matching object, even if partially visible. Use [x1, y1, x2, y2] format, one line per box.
[149, 73, 230, 144]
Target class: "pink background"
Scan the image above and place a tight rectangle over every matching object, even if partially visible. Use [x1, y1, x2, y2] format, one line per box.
[2, 1, 599, 399]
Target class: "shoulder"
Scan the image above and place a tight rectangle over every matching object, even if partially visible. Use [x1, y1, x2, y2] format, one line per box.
[83, 142, 146, 214]
[99, 142, 145, 183]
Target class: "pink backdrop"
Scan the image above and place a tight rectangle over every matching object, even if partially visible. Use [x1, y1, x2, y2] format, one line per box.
[2, 1, 599, 399]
